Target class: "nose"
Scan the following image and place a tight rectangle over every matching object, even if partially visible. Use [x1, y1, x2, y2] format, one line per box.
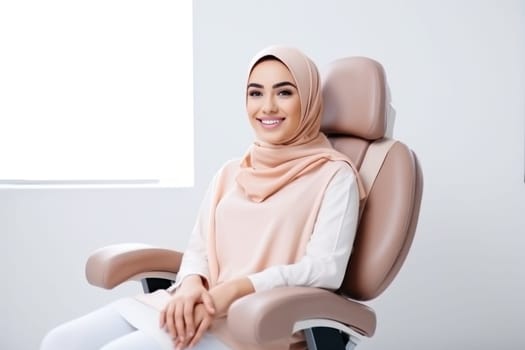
[262, 95, 278, 114]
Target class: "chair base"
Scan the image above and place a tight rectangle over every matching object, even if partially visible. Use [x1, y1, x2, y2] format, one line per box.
[305, 327, 358, 350]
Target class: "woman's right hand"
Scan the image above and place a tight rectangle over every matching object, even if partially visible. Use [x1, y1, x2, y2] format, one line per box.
[159, 275, 216, 345]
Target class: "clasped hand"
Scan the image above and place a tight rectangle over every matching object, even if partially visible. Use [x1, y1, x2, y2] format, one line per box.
[159, 276, 253, 349]
[159, 276, 216, 349]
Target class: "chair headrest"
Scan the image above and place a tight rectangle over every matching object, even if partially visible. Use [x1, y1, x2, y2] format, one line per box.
[321, 57, 392, 140]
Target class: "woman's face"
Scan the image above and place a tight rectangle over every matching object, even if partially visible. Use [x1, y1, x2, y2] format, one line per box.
[246, 59, 301, 145]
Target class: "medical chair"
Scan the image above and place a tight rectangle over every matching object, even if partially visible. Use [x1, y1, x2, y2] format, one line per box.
[86, 56, 423, 349]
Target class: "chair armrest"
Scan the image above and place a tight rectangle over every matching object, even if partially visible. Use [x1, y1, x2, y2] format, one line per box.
[85, 243, 183, 289]
[228, 287, 376, 345]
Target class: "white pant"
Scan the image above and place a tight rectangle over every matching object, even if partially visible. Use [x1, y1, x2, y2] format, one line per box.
[40, 302, 230, 350]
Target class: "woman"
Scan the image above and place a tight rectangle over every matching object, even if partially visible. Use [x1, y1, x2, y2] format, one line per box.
[41, 45, 364, 350]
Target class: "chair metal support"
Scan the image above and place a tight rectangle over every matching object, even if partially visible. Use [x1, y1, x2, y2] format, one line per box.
[141, 277, 173, 293]
[305, 327, 357, 350]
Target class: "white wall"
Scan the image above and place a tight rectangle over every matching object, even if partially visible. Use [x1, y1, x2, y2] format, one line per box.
[2, 0, 525, 349]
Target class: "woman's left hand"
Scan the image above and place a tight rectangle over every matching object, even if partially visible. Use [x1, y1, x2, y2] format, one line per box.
[173, 285, 235, 350]
[175, 278, 255, 349]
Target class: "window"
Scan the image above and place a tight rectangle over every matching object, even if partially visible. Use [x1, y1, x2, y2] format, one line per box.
[0, 1, 193, 186]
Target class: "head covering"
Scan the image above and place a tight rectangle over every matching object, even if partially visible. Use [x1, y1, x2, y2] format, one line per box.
[236, 45, 365, 202]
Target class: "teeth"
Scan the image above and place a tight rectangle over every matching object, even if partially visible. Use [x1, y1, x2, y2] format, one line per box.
[261, 119, 280, 125]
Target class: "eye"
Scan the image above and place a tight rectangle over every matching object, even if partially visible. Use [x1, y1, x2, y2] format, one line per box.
[247, 89, 262, 97]
[277, 89, 293, 97]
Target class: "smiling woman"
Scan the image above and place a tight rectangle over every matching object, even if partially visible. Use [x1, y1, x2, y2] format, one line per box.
[0, 1, 193, 186]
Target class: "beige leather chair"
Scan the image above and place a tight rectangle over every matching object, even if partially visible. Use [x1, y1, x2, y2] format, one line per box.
[86, 56, 423, 350]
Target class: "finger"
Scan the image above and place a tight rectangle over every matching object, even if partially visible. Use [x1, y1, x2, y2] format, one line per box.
[174, 301, 186, 343]
[174, 338, 184, 350]
[166, 302, 177, 339]
[201, 292, 216, 315]
[183, 300, 195, 339]
[189, 315, 212, 348]
[179, 330, 192, 350]
[176, 336, 190, 350]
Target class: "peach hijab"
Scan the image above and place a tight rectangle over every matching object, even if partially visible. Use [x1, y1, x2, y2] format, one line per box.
[236, 45, 365, 203]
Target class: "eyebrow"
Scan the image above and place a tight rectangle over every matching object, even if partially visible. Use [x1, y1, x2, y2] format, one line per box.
[247, 81, 297, 89]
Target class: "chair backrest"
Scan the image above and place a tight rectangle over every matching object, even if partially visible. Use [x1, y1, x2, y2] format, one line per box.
[321, 57, 423, 301]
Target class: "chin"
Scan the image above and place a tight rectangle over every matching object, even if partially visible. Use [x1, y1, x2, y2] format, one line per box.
[255, 128, 294, 145]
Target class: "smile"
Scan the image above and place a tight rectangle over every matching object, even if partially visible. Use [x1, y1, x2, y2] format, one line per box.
[257, 117, 285, 129]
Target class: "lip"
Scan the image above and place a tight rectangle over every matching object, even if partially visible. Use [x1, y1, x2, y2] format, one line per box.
[256, 117, 285, 129]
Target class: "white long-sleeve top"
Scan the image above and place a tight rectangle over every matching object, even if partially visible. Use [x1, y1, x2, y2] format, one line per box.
[171, 162, 359, 292]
